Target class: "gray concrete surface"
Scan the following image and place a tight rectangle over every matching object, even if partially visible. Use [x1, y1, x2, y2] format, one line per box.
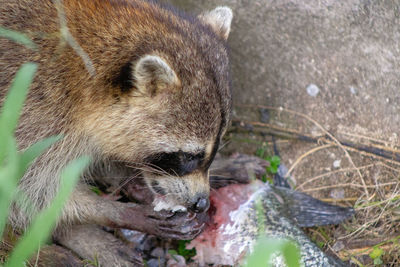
[166, 0, 400, 145]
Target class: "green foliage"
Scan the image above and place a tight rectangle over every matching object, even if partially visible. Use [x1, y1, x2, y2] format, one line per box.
[0, 40, 90, 266]
[255, 146, 281, 183]
[83, 254, 100, 267]
[5, 156, 90, 267]
[255, 146, 269, 159]
[0, 63, 37, 164]
[90, 186, 102, 196]
[267, 155, 281, 174]
[168, 240, 196, 261]
[0, 28, 37, 50]
[243, 237, 301, 267]
[0, 62, 39, 238]
[369, 247, 384, 265]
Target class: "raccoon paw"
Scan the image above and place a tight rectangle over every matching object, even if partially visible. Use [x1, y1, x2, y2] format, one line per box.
[56, 225, 143, 267]
[120, 203, 206, 240]
[155, 211, 206, 240]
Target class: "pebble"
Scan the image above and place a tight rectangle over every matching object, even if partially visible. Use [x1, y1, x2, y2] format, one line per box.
[120, 229, 146, 245]
[167, 255, 186, 267]
[147, 258, 166, 267]
[333, 159, 341, 168]
[151, 247, 165, 259]
[332, 241, 345, 252]
[306, 84, 320, 97]
[139, 235, 158, 253]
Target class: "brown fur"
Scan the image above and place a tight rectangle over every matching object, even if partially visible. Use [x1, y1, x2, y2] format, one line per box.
[0, 0, 232, 244]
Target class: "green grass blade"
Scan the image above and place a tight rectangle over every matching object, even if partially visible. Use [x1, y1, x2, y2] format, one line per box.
[5, 156, 90, 267]
[0, 62, 37, 164]
[0, 27, 37, 50]
[243, 237, 300, 267]
[0, 136, 61, 241]
[0, 138, 20, 238]
[280, 240, 301, 267]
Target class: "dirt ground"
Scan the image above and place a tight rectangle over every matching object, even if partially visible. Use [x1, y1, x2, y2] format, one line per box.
[164, 0, 400, 265]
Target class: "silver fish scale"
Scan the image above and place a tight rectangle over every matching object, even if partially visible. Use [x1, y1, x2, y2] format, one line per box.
[240, 184, 346, 267]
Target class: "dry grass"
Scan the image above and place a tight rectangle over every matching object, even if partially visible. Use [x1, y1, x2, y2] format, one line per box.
[225, 105, 400, 266]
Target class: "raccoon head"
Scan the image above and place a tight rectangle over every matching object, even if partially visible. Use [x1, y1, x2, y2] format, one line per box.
[71, 5, 233, 213]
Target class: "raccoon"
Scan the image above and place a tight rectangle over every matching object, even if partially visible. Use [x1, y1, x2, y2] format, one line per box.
[0, 0, 232, 248]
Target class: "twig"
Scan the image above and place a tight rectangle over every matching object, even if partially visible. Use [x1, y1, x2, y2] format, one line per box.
[54, 0, 96, 76]
[233, 121, 400, 166]
[338, 131, 399, 148]
[302, 182, 398, 193]
[236, 104, 370, 197]
[297, 164, 375, 190]
[319, 197, 359, 202]
[285, 144, 334, 178]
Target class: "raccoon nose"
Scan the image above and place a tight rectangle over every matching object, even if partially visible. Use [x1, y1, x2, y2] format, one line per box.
[190, 197, 210, 213]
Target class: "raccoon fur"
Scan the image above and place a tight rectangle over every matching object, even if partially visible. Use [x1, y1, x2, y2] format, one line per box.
[0, 0, 232, 243]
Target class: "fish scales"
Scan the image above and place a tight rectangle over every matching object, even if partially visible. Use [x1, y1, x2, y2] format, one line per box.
[189, 180, 350, 266]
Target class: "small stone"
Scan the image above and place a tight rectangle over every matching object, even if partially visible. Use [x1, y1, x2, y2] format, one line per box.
[350, 86, 357, 94]
[120, 229, 146, 245]
[147, 258, 166, 267]
[151, 247, 165, 259]
[332, 241, 345, 252]
[306, 84, 320, 97]
[167, 255, 186, 267]
[139, 235, 158, 253]
[333, 159, 341, 168]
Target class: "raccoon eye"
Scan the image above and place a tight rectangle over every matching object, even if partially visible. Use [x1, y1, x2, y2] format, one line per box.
[146, 151, 205, 177]
[113, 61, 133, 92]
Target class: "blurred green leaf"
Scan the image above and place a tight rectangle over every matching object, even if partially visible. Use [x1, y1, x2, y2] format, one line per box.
[168, 249, 178, 255]
[256, 147, 266, 159]
[266, 156, 280, 174]
[255, 196, 265, 235]
[0, 138, 20, 238]
[175, 240, 196, 261]
[0, 27, 36, 50]
[374, 257, 383, 265]
[243, 237, 301, 267]
[317, 241, 325, 249]
[0, 62, 37, 164]
[5, 156, 90, 267]
[270, 156, 281, 166]
[90, 186, 102, 196]
[369, 247, 384, 260]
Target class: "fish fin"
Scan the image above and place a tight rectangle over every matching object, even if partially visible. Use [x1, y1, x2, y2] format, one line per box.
[275, 186, 355, 227]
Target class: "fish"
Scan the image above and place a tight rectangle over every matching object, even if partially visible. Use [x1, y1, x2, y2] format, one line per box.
[188, 154, 354, 267]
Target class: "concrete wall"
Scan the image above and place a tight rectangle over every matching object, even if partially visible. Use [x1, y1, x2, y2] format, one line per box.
[165, 0, 400, 144]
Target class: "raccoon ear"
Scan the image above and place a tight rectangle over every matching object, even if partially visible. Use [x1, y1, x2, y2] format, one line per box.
[133, 55, 180, 96]
[199, 6, 233, 40]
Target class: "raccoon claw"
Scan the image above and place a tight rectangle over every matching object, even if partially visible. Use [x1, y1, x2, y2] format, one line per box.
[150, 211, 205, 240]
[117, 203, 205, 240]
[158, 222, 205, 240]
[149, 210, 175, 220]
[157, 228, 204, 240]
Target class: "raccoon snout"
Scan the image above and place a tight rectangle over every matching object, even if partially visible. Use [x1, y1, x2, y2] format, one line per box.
[188, 195, 210, 213]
